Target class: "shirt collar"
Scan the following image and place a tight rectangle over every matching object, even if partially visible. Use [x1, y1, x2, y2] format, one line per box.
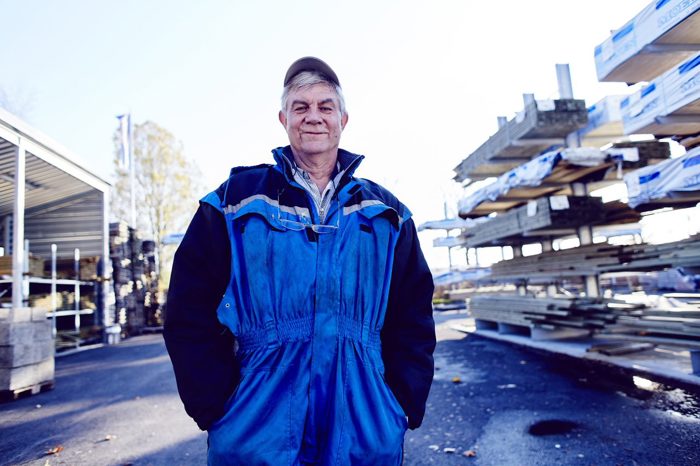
[272, 146, 364, 183]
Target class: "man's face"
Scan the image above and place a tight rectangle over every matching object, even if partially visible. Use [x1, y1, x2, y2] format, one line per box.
[279, 83, 348, 159]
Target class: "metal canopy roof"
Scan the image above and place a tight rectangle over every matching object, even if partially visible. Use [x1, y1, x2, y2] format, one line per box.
[0, 107, 110, 216]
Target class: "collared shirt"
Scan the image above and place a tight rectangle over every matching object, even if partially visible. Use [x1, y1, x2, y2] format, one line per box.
[291, 160, 343, 223]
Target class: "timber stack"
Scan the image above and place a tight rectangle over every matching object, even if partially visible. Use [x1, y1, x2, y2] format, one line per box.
[0, 307, 54, 400]
[488, 236, 700, 280]
[109, 222, 146, 335]
[470, 294, 700, 344]
[469, 294, 644, 330]
[461, 196, 604, 247]
[453, 99, 588, 182]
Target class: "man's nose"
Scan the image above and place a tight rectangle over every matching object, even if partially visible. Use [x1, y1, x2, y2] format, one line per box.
[304, 106, 322, 123]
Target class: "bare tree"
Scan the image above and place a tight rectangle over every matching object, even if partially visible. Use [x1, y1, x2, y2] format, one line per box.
[111, 120, 204, 289]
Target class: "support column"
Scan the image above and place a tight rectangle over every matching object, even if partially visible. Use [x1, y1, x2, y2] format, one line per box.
[571, 182, 600, 297]
[11, 143, 26, 315]
[102, 190, 112, 328]
[3, 216, 10, 253]
[557, 63, 582, 149]
[543, 241, 557, 296]
[51, 244, 57, 338]
[74, 248, 81, 347]
[513, 245, 523, 258]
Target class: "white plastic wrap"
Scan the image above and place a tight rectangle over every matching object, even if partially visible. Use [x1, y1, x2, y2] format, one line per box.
[458, 148, 607, 215]
[639, 0, 700, 43]
[594, 0, 699, 82]
[663, 51, 700, 115]
[624, 146, 700, 207]
[579, 95, 626, 141]
[594, 4, 655, 81]
[621, 79, 666, 134]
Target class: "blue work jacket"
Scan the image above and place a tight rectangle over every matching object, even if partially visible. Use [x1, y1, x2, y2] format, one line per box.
[164, 147, 436, 465]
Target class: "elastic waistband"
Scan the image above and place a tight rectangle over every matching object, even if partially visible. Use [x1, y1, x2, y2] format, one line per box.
[337, 314, 381, 349]
[236, 314, 381, 350]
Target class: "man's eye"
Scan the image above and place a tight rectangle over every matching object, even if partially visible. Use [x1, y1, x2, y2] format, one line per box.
[293, 106, 307, 113]
[320, 107, 333, 112]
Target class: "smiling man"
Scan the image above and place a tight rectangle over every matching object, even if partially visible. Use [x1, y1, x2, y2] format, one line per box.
[164, 57, 436, 465]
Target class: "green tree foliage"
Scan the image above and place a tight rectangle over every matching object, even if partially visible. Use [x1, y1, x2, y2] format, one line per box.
[111, 120, 204, 290]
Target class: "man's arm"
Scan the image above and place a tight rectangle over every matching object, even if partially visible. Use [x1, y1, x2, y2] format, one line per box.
[381, 218, 436, 429]
[163, 201, 239, 431]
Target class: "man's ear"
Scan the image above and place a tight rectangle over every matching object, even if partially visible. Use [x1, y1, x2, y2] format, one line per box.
[279, 110, 287, 127]
[341, 113, 348, 130]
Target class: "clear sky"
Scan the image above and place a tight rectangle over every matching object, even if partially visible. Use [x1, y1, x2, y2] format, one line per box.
[0, 0, 654, 269]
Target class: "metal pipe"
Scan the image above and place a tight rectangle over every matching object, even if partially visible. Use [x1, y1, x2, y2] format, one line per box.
[51, 244, 57, 338]
[128, 115, 136, 229]
[102, 189, 111, 328]
[74, 247, 81, 347]
[11, 143, 26, 314]
[556, 64, 574, 99]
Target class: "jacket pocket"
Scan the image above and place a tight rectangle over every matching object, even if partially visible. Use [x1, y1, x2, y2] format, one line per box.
[207, 367, 294, 466]
[338, 358, 407, 465]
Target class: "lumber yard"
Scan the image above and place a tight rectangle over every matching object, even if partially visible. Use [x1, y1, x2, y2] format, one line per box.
[1, 1, 700, 465]
[0, 107, 162, 402]
[424, 0, 700, 392]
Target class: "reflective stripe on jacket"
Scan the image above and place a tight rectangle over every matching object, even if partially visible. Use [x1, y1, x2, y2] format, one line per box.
[165, 146, 436, 466]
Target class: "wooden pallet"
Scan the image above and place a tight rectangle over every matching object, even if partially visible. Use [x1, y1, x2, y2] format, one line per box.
[0, 380, 54, 402]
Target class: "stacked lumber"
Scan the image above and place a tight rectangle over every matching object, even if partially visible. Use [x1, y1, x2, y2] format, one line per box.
[594, 1, 699, 83]
[141, 240, 162, 327]
[579, 95, 625, 145]
[454, 99, 587, 181]
[461, 196, 604, 247]
[598, 200, 642, 225]
[459, 142, 669, 219]
[470, 294, 700, 345]
[606, 307, 700, 343]
[621, 52, 700, 137]
[625, 146, 700, 210]
[42, 256, 101, 281]
[109, 222, 146, 335]
[446, 285, 517, 301]
[608, 140, 671, 169]
[0, 255, 44, 277]
[489, 236, 700, 280]
[469, 294, 643, 330]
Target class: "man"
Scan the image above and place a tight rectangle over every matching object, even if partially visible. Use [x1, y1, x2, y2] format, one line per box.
[164, 57, 436, 465]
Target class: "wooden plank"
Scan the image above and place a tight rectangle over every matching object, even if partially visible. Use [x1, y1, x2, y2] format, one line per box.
[454, 99, 587, 182]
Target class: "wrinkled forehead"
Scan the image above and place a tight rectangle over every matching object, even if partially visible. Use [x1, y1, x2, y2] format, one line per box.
[286, 83, 340, 106]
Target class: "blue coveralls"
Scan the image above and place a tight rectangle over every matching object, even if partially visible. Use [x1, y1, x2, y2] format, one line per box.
[166, 147, 436, 465]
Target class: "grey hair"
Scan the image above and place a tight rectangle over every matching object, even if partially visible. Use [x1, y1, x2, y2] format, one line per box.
[281, 71, 347, 116]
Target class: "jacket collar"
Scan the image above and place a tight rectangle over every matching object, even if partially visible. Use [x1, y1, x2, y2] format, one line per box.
[272, 146, 364, 187]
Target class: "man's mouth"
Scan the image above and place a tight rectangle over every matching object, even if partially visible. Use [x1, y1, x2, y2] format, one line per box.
[302, 132, 327, 136]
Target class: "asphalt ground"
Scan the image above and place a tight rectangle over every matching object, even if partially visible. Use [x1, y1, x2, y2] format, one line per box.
[1, 312, 699, 465]
[405, 312, 700, 465]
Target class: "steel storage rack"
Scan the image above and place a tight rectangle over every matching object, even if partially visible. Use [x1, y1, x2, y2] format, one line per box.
[0, 107, 112, 398]
[427, 0, 700, 374]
